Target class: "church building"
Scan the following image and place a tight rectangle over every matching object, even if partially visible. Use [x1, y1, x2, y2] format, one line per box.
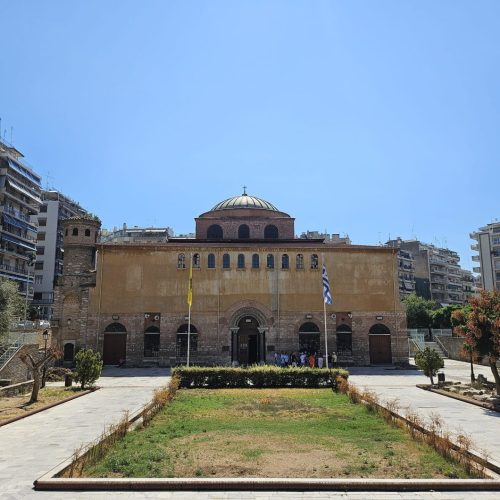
[52, 192, 408, 367]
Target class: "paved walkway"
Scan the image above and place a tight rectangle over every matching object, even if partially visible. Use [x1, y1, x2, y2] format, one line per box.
[0, 367, 170, 500]
[349, 359, 500, 465]
[0, 362, 499, 499]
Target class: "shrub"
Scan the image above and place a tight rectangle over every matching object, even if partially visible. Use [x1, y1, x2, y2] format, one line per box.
[415, 347, 444, 385]
[172, 365, 348, 389]
[73, 348, 103, 389]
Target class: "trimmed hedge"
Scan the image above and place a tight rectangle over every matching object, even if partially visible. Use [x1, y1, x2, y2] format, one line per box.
[172, 365, 348, 389]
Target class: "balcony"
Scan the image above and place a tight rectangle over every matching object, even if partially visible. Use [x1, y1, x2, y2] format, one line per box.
[1, 205, 34, 224]
[472, 255, 480, 262]
[0, 263, 30, 277]
[471, 244, 479, 251]
[473, 267, 481, 273]
[430, 267, 446, 275]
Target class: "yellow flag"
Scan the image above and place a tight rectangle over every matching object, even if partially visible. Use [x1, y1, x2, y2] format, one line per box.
[187, 260, 193, 307]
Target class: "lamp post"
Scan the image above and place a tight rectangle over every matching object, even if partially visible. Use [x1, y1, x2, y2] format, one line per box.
[41, 329, 49, 388]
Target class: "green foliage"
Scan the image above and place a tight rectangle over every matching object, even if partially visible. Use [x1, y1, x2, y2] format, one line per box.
[431, 304, 461, 329]
[0, 278, 23, 342]
[415, 347, 444, 385]
[73, 348, 103, 389]
[172, 365, 348, 388]
[403, 294, 439, 329]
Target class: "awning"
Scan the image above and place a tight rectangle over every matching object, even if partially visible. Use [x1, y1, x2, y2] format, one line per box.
[2, 213, 37, 232]
[0, 233, 36, 251]
[0, 272, 30, 283]
[6, 177, 42, 205]
[7, 159, 42, 186]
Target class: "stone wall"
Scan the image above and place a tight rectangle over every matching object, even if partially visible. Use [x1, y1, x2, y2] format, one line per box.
[0, 345, 39, 384]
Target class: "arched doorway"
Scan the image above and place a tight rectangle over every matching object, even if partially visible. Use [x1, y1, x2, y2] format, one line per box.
[103, 322, 127, 365]
[63, 342, 75, 363]
[298, 322, 320, 354]
[369, 323, 392, 364]
[235, 316, 263, 365]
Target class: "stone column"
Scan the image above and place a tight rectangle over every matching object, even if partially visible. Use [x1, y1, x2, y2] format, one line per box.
[258, 327, 267, 363]
[230, 327, 239, 365]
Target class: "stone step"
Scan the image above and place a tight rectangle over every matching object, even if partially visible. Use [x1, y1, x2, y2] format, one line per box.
[424, 342, 448, 358]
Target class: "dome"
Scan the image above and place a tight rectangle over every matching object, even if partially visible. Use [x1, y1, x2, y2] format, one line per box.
[210, 192, 279, 212]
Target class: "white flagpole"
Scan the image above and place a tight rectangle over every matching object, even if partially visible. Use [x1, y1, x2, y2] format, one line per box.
[323, 293, 328, 369]
[322, 254, 329, 369]
[187, 253, 192, 367]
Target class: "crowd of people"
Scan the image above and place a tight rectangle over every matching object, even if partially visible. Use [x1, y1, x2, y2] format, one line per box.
[272, 351, 337, 368]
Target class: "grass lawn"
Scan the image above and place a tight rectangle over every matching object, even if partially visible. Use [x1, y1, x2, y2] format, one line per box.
[0, 386, 83, 424]
[83, 388, 474, 479]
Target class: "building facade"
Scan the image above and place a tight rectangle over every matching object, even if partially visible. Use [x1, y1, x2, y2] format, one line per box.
[390, 239, 470, 305]
[385, 238, 416, 299]
[100, 224, 173, 244]
[471, 221, 500, 291]
[31, 190, 89, 319]
[52, 193, 408, 367]
[0, 138, 42, 299]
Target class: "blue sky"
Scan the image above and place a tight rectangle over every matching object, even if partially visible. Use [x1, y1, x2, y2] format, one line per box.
[1, 1, 499, 269]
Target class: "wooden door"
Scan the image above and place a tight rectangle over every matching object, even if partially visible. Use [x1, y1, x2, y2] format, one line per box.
[369, 335, 392, 364]
[238, 333, 249, 365]
[103, 333, 127, 365]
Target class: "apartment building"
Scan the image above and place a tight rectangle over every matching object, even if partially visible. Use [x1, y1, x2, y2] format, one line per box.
[385, 238, 416, 299]
[0, 138, 42, 298]
[390, 239, 469, 305]
[31, 190, 88, 319]
[460, 268, 476, 302]
[471, 220, 500, 291]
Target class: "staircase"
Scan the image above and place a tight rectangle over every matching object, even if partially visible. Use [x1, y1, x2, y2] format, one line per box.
[0, 343, 23, 372]
[424, 341, 448, 359]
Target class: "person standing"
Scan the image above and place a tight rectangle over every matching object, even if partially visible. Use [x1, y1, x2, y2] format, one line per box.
[308, 352, 315, 368]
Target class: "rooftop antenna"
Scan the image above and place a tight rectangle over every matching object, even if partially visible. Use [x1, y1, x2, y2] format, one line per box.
[45, 171, 54, 190]
[10, 126, 13, 144]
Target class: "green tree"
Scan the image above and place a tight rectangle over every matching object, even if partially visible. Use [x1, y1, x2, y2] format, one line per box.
[462, 290, 500, 394]
[403, 293, 439, 329]
[74, 348, 103, 389]
[0, 278, 22, 343]
[415, 347, 444, 385]
[431, 304, 461, 329]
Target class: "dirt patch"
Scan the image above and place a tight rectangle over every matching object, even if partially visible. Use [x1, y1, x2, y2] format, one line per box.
[0, 387, 83, 424]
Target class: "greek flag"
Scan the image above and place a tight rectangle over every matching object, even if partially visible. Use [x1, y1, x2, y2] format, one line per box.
[322, 265, 333, 305]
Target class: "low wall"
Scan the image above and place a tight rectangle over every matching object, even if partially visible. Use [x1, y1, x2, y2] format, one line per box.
[0, 379, 33, 397]
[436, 336, 490, 366]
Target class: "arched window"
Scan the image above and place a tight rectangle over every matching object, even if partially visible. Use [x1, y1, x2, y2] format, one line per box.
[264, 224, 279, 239]
[238, 224, 250, 239]
[311, 254, 319, 269]
[177, 253, 186, 269]
[72, 227, 78, 236]
[208, 253, 216, 269]
[369, 324, 391, 335]
[238, 254, 245, 268]
[85, 229, 91, 237]
[266, 254, 274, 269]
[193, 253, 200, 269]
[104, 322, 127, 333]
[223, 253, 230, 269]
[298, 322, 320, 354]
[207, 224, 223, 239]
[144, 326, 160, 357]
[282, 254, 289, 269]
[176, 323, 198, 357]
[296, 254, 304, 269]
[252, 254, 260, 269]
[336, 324, 352, 355]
